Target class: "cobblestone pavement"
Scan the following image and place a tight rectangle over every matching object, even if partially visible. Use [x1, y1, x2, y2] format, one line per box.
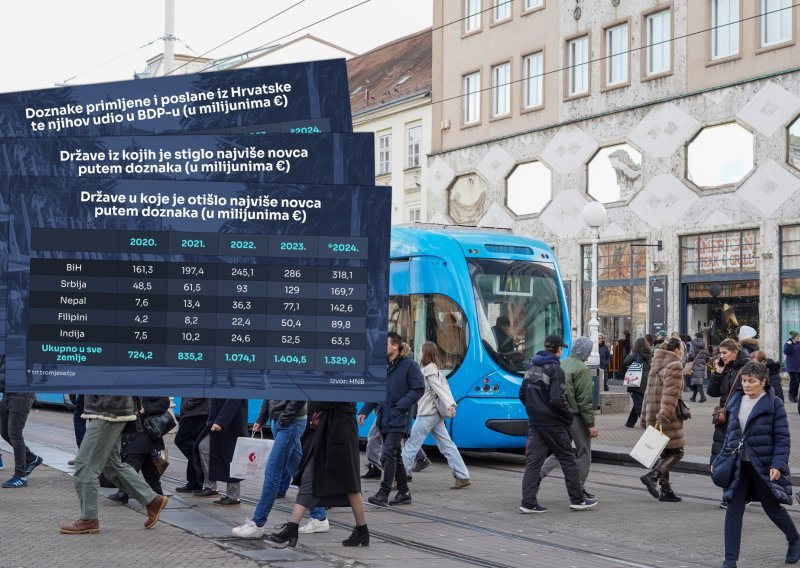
[4, 406, 800, 568]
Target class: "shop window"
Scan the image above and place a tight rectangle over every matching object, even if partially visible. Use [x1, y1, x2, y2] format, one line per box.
[587, 143, 643, 203]
[583, 241, 647, 282]
[687, 123, 754, 188]
[685, 281, 760, 344]
[505, 161, 552, 216]
[681, 230, 759, 276]
[448, 173, 488, 224]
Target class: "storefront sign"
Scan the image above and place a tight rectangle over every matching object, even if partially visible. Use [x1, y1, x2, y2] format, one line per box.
[649, 275, 668, 336]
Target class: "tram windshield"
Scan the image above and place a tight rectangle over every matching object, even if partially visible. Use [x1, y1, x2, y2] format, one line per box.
[469, 258, 565, 376]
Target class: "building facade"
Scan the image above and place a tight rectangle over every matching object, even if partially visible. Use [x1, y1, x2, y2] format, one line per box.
[347, 29, 432, 224]
[430, 0, 800, 358]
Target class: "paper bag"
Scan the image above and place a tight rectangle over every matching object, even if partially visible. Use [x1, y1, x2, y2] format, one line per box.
[629, 425, 669, 468]
[229, 436, 273, 479]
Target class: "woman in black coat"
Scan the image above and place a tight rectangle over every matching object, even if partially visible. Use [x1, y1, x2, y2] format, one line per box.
[270, 402, 368, 548]
[623, 337, 652, 428]
[708, 339, 749, 469]
[108, 397, 170, 504]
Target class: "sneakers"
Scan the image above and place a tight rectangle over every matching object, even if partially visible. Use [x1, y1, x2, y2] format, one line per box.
[25, 455, 43, 476]
[452, 477, 471, 489]
[412, 457, 432, 472]
[367, 492, 389, 506]
[192, 487, 219, 498]
[581, 489, 596, 500]
[175, 484, 201, 494]
[719, 501, 728, 510]
[361, 464, 382, 479]
[570, 498, 598, 511]
[787, 539, 800, 564]
[232, 519, 265, 538]
[67, 459, 76, 467]
[2, 475, 28, 488]
[519, 503, 548, 514]
[299, 517, 330, 534]
[213, 496, 241, 507]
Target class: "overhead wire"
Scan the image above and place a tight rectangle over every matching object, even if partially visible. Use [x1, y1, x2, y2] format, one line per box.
[59, 37, 161, 85]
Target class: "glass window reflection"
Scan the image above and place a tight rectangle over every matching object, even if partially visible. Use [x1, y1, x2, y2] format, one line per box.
[449, 174, 488, 224]
[587, 144, 643, 203]
[687, 123, 754, 188]
[506, 161, 552, 216]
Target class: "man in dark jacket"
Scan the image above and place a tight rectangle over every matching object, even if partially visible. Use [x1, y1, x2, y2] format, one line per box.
[0, 354, 43, 488]
[59, 396, 168, 534]
[232, 400, 307, 538]
[598, 334, 611, 391]
[174, 398, 209, 493]
[358, 332, 424, 506]
[194, 398, 248, 506]
[518, 335, 597, 513]
[784, 331, 800, 403]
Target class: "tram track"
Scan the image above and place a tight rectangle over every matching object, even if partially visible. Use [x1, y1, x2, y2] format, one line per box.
[21, 420, 666, 568]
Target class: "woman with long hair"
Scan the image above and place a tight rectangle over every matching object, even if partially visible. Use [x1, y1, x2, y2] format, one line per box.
[623, 337, 652, 428]
[269, 401, 368, 548]
[639, 338, 686, 502]
[400, 341, 471, 488]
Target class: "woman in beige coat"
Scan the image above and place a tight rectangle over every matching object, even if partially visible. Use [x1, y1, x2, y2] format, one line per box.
[639, 338, 686, 502]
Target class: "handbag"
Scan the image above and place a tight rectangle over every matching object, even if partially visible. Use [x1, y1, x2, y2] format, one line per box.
[711, 417, 755, 488]
[676, 398, 691, 421]
[229, 432, 274, 479]
[142, 412, 177, 441]
[683, 359, 695, 377]
[712, 370, 740, 427]
[153, 453, 170, 476]
[629, 423, 670, 468]
[623, 355, 643, 388]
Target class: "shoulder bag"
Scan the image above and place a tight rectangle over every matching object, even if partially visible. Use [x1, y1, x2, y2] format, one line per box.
[143, 411, 177, 441]
[676, 398, 691, 421]
[623, 355, 643, 388]
[712, 369, 740, 427]
[711, 413, 753, 488]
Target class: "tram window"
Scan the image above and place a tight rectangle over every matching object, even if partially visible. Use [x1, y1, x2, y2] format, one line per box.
[388, 293, 468, 377]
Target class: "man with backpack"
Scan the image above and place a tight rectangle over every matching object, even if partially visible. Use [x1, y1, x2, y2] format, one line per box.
[518, 335, 597, 514]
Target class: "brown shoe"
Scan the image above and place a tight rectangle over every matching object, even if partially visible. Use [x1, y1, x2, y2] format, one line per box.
[59, 519, 100, 534]
[144, 495, 169, 529]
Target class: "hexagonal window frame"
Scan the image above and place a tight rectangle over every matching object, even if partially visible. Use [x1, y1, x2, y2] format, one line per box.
[685, 121, 756, 191]
[504, 160, 553, 218]
[446, 172, 490, 225]
[585, 142, 644, 205]
[788, 113, 800, 173]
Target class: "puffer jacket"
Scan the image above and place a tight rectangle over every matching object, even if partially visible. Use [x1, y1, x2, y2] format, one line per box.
[766, 359, 785, 402]
[255, 400, 308, 427]
[519, 350, 572, 429]
[708, 350, 749, 461]
[359, 356, 424, 434]
[82, 395, 137, 422]
[640, 349, 685, 449]
[687, 338, 709, 386]
[718, 385, 792, 506]
[416, 363, 456, 417]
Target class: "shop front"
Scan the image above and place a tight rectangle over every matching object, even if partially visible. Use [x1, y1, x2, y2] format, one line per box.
[680, 229, 760, 350]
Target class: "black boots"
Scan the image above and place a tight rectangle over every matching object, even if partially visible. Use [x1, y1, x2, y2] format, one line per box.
[270, 522, 299, 547]
[362, 464, 382, 479]
[640, 470, 660, 499]
[342, 524, 370, 547]
[658, 481, 682, 502]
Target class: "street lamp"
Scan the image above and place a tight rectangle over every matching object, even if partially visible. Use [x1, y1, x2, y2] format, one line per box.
[582, 201, 608, 368]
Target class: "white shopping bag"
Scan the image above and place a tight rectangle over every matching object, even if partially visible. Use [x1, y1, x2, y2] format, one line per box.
[229, 434, 273, 479]
[629, 424, 669, 468]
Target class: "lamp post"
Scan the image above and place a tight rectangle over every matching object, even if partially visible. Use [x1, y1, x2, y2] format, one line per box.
[582, 202, 608, 368]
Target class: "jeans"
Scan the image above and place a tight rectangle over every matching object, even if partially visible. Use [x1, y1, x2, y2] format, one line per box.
[252, 418, 306, 527]
[73, 395, 86, 448]
[174, 414, 207, 489]
[379, 432, 408, 495]
[74, 420, 157, 520]
[401, 414, 469, 480]
[724, 461, 799, 561]
[625, 391, 644, 427]
[0, 393, 36, 477]
[540, 415, 591, 487]
[310, 507, 326, 520]
[521, 426, 583, 507]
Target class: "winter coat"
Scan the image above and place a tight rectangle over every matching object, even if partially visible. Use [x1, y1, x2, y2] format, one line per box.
[359, 356, 424, 434]
[783, 340, 800, 373]
[199, 398, 248, 483]
[623, 348, 652, 395]
[179, 398, 209, 419]
[640, 349, 685, 449]
[687, 339, 709, 386]
[561, 355, 595, 428]
[739, 338, 760, 357]
[296, 402, 360, 508]
[123, 397, 170, 455]
[708, 350, 749, 461]
[82, 396, 137, 422]
[519, 350, 572, 429]
[719, 385, 792, 506]
[255, 400, 307, 427]
[416, 363, 456, 417]
[598, 343, 611, 372]
[766, 359, 785, 402]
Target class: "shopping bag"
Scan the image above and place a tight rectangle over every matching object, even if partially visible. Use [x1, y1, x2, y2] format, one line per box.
[629, 424, 669, 468]
[624, 360, 643, 388]
[229, 434, 273, 479]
